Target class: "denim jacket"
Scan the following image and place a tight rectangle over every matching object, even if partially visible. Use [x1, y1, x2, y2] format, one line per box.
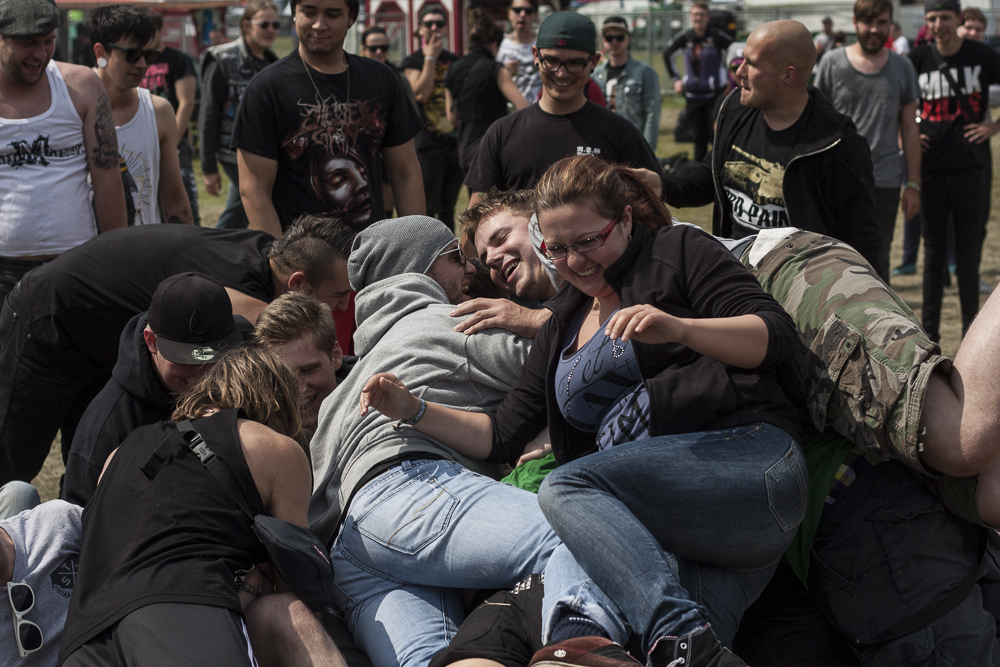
[592, 56, 662, 150]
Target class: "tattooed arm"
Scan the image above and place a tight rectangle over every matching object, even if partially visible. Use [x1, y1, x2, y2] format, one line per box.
[61, 62, 126, 232]
[152, 95, 193, 224]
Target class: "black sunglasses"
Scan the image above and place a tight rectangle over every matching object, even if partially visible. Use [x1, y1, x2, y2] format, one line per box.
[106, 43, 161, 64]
[422, 19, 446, 28]
[252, 19, 281, 29]
[604, 33, 627, 42]
[511, 6, 536, 14]
[8, 581, 42, 658]
[365, 44, 390, 52]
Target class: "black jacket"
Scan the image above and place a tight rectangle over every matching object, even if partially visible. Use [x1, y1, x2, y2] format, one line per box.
[488, 223, 801, 466]
[62, 313, 174, 506]
[661, 87, 884, 277]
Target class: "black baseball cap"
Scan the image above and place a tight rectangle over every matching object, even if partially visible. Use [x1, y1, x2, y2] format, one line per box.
[148, 273, 243, 365]
[536, 11, 597, 54]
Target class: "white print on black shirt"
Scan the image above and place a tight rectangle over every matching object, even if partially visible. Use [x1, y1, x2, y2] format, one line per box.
[0, 134, 85, 168]
[723, 146, 789, 231]
[917, 66, 983, 122]
[576, 146, 602, 156]
[50, 554, 79, 599]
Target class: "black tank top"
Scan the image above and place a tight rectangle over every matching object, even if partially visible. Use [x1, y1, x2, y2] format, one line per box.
[59, 409, 268, 662]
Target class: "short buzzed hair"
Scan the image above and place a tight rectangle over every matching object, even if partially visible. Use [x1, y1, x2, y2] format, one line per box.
[268, 215, 355, 287]
[691, 1, 709, 12]
[254, 292, 339, 357]
[855, 0, 893, 23]
[460, 189, 537, 248]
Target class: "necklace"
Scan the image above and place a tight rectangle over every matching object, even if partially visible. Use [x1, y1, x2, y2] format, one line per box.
[302, 52, 350, 146]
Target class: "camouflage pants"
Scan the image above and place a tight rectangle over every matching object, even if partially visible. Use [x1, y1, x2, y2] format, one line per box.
[742, 230, 979, 526]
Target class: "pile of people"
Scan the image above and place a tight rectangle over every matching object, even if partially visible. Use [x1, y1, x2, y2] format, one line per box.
[0, 0, 998, 665]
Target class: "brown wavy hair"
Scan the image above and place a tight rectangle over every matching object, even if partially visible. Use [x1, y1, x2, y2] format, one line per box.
[172, 344, 306, 449]
[534, 155, 672, 233]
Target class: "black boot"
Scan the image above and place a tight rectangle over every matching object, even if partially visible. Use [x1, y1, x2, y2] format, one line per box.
[648, 625, 747, 667]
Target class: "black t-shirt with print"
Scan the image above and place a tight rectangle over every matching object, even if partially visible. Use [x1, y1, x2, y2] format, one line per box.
[400, 50, 460, 149]
[910, 39, 1000, 171]
[464, 102, 663, 193]
[140, 47, 196, 139]
[721, 96, 815, 236]
[231, 52, 422, 232]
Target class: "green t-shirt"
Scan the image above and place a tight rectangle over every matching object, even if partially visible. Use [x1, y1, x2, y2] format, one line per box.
[502, 453, 557, 494]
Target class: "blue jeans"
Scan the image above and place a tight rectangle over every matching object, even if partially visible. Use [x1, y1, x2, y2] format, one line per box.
[330, 459, 614, 667]
[214, 161, 249, 230]
[538, 423, 807, 654]
[0, 480, 39, 519]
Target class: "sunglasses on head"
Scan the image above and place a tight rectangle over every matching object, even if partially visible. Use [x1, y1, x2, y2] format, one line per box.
[8, 581, 42, 658]
[423, 19, 446, 29]
[106, 43, 161, 64]
[604, 33, 627, 42]
[252, 19, 281, 29]
[511, 6, 535, 15]
[365, 43, 390, 52]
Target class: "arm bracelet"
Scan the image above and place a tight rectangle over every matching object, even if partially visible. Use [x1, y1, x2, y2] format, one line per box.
[905, 181, 921, 191]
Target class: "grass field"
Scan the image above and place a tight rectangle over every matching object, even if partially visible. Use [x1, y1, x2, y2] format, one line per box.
[28, 93, 1000, 501]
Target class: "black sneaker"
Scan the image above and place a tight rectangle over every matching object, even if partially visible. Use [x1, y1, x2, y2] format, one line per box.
[648, 625, 746, 667]
[529, 637, 641, 667]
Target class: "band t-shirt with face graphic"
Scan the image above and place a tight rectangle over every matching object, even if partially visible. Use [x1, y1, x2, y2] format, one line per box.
[232, 52, 422, 232]
[909, 39, 1000, 171]
[721, 96, 814, 236]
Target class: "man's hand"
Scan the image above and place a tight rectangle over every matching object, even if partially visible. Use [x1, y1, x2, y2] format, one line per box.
[626, 167, 663, 200]
[451, 299, 552, 338]
[516, 428, 551, 467]
[204, 172, 222, 197]
[673, 79, 684, 95]
[901, 186, 921, 221]
[964, 122, 1000, 145]
[359, 373, 421, 421]
[423, 32, 444, 59]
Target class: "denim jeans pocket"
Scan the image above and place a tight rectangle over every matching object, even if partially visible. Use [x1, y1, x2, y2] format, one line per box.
[353, 472, 460, 555]
[764, 442, 808, 533]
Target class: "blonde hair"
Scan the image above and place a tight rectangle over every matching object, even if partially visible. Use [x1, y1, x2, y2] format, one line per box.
[241, 0, 280, 37]
[172, 344, 305, 448]
[534, 155, 672, 233]
[255, 292, 338, 356]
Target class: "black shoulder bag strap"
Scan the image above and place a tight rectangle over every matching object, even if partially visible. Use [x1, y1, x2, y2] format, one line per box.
[177, 419, 258, 522]
[931, 44, 978, 120]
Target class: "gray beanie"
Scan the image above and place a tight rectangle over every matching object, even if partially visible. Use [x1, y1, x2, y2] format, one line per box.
[348, 216, 458, 291]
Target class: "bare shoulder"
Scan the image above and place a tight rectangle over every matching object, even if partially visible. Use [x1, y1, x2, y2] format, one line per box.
[238, 419, 309, 469]
[56, 61, 104, 105]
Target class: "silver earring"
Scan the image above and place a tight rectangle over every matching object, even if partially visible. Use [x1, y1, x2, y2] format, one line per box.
[627, 234, 632, 243]
[97, 57, 108, 68]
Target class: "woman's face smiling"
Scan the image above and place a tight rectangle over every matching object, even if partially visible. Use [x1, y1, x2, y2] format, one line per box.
[540, 202, 632, 302]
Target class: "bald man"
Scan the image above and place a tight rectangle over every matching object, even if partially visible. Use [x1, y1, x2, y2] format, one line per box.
[661, 19, 885, 277]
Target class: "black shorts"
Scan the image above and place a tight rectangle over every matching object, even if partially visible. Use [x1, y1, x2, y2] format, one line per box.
[430, 574, 545, 667]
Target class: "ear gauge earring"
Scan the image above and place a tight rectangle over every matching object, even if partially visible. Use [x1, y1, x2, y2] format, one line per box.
[97, 57, 108, 68]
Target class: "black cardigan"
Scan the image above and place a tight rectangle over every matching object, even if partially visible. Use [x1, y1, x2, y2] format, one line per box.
[489, 223, 802, 466]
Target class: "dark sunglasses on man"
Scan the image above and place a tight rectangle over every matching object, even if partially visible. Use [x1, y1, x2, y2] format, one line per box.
[604, 33, 627, 42]
[8, 581, 43, 658]
[106, 43, 161, 65]
[365, 44, 390, 53]
[251, 19, 281, 29]
[511, 6, 535, 15]
[423, 19, 446, 29]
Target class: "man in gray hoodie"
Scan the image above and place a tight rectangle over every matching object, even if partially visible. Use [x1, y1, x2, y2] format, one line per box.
[308, 216, 626, 667]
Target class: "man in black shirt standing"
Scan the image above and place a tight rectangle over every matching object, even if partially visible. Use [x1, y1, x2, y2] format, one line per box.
[662, 0, 732, 162]
[232, 0, 424, 236]
[401, 4, 463, 228]
[908, 0, 1000, 341]
[661, 20, 884, 275]
[464, 11, 662, 209]
[141, 12, 200, 225]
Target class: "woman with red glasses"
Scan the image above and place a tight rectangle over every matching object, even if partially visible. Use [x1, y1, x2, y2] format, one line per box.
[199, 0, 280, 230]
[360, 155, 805, 667]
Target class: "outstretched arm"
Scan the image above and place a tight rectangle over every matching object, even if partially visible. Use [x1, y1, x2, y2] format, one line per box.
[360, 373, 493, 460]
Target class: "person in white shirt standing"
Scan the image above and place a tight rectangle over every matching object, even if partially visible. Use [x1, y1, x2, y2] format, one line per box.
[0, 0, 126, 304]
[86, 5, 192, 227]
